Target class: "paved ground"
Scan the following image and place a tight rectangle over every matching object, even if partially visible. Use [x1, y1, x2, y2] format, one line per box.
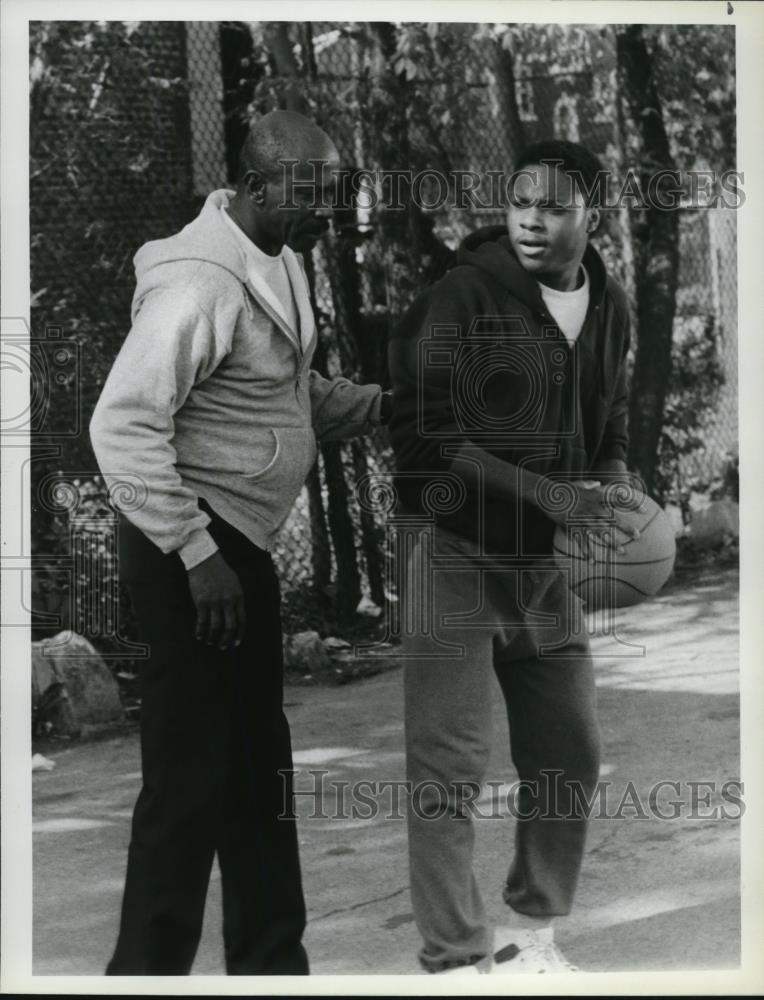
[32, 567, 742, 978]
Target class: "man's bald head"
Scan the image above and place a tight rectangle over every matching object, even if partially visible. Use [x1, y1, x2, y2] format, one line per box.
[227, 111, 340, 255]
[236, 110, 339, 185]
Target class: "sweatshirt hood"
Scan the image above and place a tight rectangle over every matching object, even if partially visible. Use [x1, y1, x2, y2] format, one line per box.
[133, 190, 247, 295]
[456, 224, 608, 312]
[131, 190, 313, 345]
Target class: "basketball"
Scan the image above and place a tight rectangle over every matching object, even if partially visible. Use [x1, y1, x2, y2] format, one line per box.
[553, 492, 676, 610]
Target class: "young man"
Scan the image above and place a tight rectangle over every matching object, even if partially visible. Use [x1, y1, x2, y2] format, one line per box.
[90, 110, 390, 975]
[387, 140, 637, 974]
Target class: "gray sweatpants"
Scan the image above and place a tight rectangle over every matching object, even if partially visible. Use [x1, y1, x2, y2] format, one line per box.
[401, 525, 601, 971]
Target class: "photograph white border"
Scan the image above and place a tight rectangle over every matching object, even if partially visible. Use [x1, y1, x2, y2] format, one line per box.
[2, 0, 762, 994]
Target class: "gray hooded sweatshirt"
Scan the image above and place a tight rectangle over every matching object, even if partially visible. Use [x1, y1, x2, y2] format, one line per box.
[90, 189, 382, 569]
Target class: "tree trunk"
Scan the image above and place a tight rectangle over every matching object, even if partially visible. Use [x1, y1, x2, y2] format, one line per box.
[351, 439, 386, 608]
[300, 252, 340, 598]
[322, 224, 386, 606]
[321, 441, 363, 619]
[306, 460, 331, 592]
[361, 22, 457, 324]
[616, 25, 680, 498]
[304, 268, 362, 620]
[219, 23, 258, 182]
[486, 38, 527, 166]
[263, 22, 308, 112]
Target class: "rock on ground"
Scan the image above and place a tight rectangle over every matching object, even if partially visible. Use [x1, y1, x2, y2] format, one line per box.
[32, 632, 124, 735]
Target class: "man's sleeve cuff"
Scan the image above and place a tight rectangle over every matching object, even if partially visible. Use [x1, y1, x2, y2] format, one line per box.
[177, 528, 219, 570]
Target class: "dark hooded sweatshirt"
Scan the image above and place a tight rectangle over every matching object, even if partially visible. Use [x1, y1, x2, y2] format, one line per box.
[387, 225, 631, 556]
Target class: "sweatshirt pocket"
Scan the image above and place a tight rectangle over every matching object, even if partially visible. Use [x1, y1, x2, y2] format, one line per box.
[240, 425, 317, 508]
[242, 428, 281, 479]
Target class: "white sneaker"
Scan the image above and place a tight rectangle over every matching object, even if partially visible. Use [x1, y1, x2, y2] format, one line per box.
[490, 929, 579, 973]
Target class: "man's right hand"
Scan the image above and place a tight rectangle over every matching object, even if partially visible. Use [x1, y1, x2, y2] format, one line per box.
[187, 550, 246, 650]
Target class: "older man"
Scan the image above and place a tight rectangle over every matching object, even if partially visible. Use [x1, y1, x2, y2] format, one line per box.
[91, 110, 390, 976]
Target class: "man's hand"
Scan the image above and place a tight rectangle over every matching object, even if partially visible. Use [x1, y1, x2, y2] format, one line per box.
[540, 479, 644, 559]
[187, 551, 246, 650]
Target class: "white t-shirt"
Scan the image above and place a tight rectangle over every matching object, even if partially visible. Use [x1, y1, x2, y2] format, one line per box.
[220, 206, 302, 346]
[538, 266, 590, 346]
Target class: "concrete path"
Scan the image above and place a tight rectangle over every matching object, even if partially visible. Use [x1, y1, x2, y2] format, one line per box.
[32, 567, 741, 976]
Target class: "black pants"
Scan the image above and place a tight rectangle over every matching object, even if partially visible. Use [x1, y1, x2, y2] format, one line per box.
[106, 501, 308, 975]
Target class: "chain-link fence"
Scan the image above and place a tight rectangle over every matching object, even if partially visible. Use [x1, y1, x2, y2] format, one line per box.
[29, 20, 737, 645]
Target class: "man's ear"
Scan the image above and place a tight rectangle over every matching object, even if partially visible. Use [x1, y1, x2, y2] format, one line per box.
[243, 169, 267, 207]
[586, 207, 601, 234]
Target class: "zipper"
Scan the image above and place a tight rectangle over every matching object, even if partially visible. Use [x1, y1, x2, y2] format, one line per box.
[242, 283, 309, 415]
[243, 283, 303, 359]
